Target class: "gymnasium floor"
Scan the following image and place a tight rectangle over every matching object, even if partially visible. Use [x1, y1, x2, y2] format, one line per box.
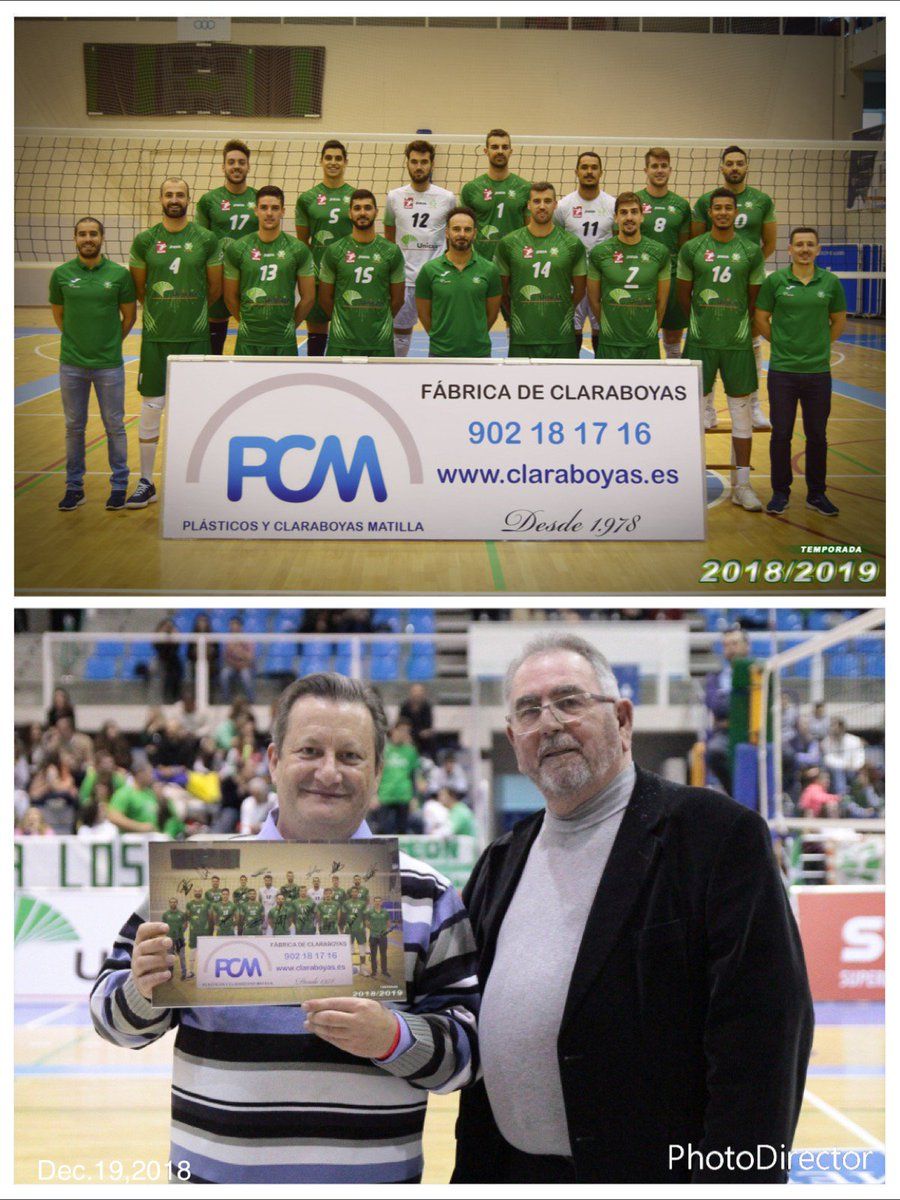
[15, 310, 885, 596]
[14, 997, 885, 1184]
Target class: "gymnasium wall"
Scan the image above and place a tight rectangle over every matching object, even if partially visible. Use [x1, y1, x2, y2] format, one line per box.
[16, 18, 863, 140]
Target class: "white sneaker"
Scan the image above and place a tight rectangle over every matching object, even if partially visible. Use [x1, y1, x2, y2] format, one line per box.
[732, 483, 763, 512]
[704, 402, 718, 430]
[751, 398, 771, 430]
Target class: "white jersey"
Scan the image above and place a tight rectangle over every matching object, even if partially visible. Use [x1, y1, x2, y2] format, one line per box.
[259, 885, 278, 915]
[555, 189, 616, 252]
[309, 886, 324, 904]
[385, 183, 457, 285]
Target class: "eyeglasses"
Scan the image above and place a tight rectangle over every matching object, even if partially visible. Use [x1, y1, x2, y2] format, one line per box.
[507, 692, 618, 733]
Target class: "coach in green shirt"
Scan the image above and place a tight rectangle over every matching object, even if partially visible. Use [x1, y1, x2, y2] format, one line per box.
[49, 217, 136, 512]
[755, 226, 847, 517]
[416, 206, 502, 357]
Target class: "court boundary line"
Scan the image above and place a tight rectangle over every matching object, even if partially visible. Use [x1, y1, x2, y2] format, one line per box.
[802, 1088, 885, 1152]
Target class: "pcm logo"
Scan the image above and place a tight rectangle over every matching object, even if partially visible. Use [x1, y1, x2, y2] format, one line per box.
[227, 434, 387, 503]
[840, 915, 884, 963]
[216, 956, 263, 979]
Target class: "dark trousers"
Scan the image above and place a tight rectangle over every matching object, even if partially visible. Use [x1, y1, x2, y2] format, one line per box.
[767, 369, 832, 497]
[370, 933, 388, 974]
[377, 803, 409, 835]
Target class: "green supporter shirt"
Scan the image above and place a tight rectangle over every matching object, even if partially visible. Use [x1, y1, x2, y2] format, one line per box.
[212, 901, 238, 935]
[459, 173, 532, 259]
[162, 909, 187, 941]
[379, 742, 420, 804]
[239, 901, 266, 934]
[129, 222, 222, 342]
[317, 900, 341, 934]
[756, 266, 846, 374]
[449, 801, 477, 837]
[495, 225, 587, 346]
[108, 783, 183, 838]
[366, 908, 390, 937]
[79, 768, 126, 804]
[588, 236, 670, 347]
[343, 898, 368, 933]
[268, 904, 295, 935]
[692, 186, 776, 248]
[195, 185, 259, 243]
[223, 231, 314, 345]
[415, 252, 501, 357]
[48, 257, 136, 369]
[677, 232, 766, 349]
[636, 189, 693, 274]
[294, 182, 355, 268]
[318, 234, 405, 354]
[293, 898, 318, 934]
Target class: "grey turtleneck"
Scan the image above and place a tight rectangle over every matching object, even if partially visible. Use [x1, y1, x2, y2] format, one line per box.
[478, 762, 636, 1157]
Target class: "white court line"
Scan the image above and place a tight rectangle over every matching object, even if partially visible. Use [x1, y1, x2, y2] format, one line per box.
[35, 340, 60, 363]
[830, 351, 845, 368]
[23, 1000, 81, 1028]
[802, 1088, 885, 1152]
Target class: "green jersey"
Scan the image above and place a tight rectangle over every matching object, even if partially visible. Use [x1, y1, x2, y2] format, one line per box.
[186, 899, 210, 939]
[756, 266, 846, 374]
[295, 182, 355, 267]
[162, 909, 187, 942]
[223, 232, 313, 346]
[351, 885, 370, 906]
[330, 887, 347, 909]
[637, 189, 692, 273]
[195, 185, 259, 243]
[268, 904, 295, 936]
[692, 186, 776, 248]
[212, 901, 238, 935]
[460, 173, 532, 259]
[278, 883, 301, 903]
[232, 887, 251, 906]
[587, 237, 670, 347]
[343, 897, 368, 933]
[379, 742, 419, 805]
[203, 888, 223, 907]
[239, 900, 266, 934]
[495, 226, 587, 346]
[415, 252, 502, 358]
[677, 233, 766, 349]
[48, 257, 136, 370]
[318, 234, 405, 355]
[129, 222, 222, 342]
[316, 900, 341, 934]
[366, 908, 391, 937]
[293, 898, 318, 935]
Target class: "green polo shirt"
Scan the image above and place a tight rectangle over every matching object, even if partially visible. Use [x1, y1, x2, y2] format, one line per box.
[108, 782, 184, 838]
[48, 257, 136, 369]
[415, 252, 501, 357]
[756, 266, 846, 374]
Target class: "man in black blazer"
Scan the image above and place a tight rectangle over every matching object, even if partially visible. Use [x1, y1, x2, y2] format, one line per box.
[453, 631, 813, 1184]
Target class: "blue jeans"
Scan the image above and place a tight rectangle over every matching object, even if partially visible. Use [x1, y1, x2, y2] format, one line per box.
[59, 362, 129, 489]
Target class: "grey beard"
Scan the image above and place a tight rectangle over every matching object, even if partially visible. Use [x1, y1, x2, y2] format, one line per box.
[535, 750, 592, 800]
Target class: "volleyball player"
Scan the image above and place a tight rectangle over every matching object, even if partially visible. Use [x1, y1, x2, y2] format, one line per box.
[637, 148, 692, 359]
[554, 151, 616, 355]
[295, 140, 355, 356]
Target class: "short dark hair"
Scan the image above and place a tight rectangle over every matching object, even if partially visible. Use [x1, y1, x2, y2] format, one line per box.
[405, 139, 435, 161]
[790, 225, 819, 243]
[721, 144, 748, 162]
[486, 128, 510, 144]
[709, 187, 738, 206]
[644, 147, 670, 166]
[615, 190, 642, 214]
[529, 181, 556, 198]
[320, 139, 348, 160]
[223, 139, 250, 161]
[349, 188, 377, 207]
[256, 184, 285, 206]
[576, 150, 602, 170]
[271, 673, 388, 770]
[446, 205, 477, 227]
[74, 216, 104, 236]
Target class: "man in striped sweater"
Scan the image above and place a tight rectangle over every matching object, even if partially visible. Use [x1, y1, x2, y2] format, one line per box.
[91, 674, 479, 1184]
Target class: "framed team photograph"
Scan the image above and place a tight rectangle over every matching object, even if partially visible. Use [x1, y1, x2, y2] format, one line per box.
[148, 838, 405, 1007]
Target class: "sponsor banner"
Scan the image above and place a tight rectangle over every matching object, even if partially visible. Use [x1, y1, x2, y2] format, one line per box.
[14, 834, 478, 891]
[794, 886, 885, 1001]
[162, 359, 706, 541]
[195, 935, 353, 990]
[15, 887, 139, 996]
